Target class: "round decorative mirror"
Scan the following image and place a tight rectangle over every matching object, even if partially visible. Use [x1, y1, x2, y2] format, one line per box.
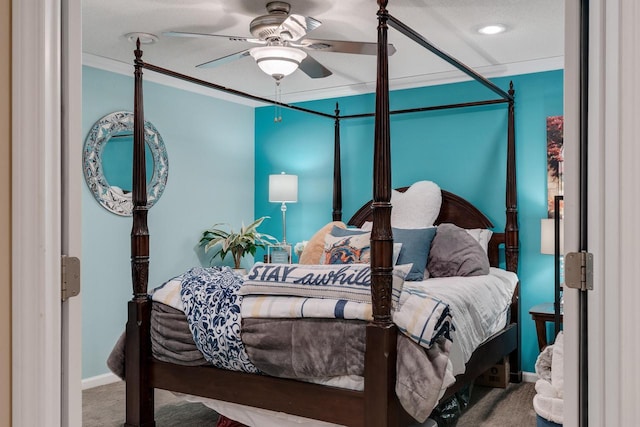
[83, 111, 169, 216]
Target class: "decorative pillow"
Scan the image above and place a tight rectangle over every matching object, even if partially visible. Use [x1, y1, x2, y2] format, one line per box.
[465, 228, 493, 254]
[427, 223, 490, 278]
[240, 262, 412, 306]
[325, 228, 403, 265]
[393, 227, 437, 281]
[330, 225, 368, 237]
[322, 232, 371, 265]
[361, 221, 373, 231]
[299, 221, 346, 264]
[391, 181, 442, 229]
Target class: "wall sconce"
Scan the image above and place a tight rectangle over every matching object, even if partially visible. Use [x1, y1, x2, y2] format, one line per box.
[269, 172, 298, 245]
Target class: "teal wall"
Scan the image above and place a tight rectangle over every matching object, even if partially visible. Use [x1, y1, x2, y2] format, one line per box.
[81, 66, 562, 379]
[254, 70, 563, 373]
[81, 66, 255, 379]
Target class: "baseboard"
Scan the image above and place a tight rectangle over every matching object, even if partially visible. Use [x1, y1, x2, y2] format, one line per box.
[522, 371, 538, 383]
[82, 372, 121, 390]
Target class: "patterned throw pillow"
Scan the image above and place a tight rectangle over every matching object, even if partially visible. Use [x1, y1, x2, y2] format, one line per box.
[298, 221, 346, 264]
[322, 232, 371, 264]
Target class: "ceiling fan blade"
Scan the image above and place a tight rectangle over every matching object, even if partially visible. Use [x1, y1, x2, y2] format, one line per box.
[163, 31, 265, 44]
[277, 14, 322, 42]
[298, 38, 397, 56]
[196, 49, 251, 69]
[298, 55, 332, 79]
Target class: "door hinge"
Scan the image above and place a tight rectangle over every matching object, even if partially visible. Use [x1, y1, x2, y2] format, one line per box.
[564, 251, 593, 291]
[61, 256, 81, 301]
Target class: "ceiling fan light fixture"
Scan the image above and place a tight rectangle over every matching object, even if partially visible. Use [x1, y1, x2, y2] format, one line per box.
[249, 46, 307, 80]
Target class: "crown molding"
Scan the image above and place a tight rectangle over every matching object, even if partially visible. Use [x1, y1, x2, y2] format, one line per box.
[84, 52, 563, 106]
[82, 53, 263, 107]
[280, 56, 564, 103]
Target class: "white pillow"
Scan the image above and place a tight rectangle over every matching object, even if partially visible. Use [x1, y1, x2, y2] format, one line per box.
[391, 181, 442, 228]
[465, 228, 493, 254]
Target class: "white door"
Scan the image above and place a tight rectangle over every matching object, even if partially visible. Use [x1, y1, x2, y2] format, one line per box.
[12, 0, 83, 425]
[563, 0, 640, 426]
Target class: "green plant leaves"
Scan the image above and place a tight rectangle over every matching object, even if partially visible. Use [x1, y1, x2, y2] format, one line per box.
[199, 216, 278, 268]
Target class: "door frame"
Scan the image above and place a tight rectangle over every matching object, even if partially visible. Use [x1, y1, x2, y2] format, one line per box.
[12, 0, 82, 425]
[13, 0, 640, 425]
[61, 0, 83, 424]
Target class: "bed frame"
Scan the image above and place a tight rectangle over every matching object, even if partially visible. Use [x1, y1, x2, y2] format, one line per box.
[125, 1, 520, 426]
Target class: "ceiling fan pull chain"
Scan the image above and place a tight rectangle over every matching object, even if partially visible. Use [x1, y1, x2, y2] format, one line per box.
[274, 80, 283, 123]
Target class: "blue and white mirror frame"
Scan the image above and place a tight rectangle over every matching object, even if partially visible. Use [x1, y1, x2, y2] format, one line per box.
[83, 111, 169, 216]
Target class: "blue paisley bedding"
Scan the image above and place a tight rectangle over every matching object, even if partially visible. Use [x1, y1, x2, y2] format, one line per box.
[179, 267, 260, 374]
[174, 264, 453, 373]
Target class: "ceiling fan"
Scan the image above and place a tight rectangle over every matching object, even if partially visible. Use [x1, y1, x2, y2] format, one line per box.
[163, 1, 396, 81]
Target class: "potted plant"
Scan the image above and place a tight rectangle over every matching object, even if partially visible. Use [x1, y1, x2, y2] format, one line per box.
[199, 216, 278, 271]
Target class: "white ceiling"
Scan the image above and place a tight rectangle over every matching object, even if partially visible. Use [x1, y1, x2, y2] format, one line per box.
[82, 0, 564, 104]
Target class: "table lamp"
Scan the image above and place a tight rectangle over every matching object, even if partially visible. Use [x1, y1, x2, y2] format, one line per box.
[269, 172, 298, 245]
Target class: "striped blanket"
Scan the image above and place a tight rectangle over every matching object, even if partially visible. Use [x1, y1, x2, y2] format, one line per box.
[151, 265, 453, 351]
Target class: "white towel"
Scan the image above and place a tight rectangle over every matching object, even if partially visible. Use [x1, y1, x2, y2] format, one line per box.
[534, 331, 564, 423]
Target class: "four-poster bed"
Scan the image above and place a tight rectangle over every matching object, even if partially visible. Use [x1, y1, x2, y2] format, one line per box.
[123, 1, 521, 426]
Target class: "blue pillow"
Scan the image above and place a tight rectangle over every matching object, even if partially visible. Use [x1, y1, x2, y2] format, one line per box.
[330, 225, 368, 237]
[393, 227, 437, 281]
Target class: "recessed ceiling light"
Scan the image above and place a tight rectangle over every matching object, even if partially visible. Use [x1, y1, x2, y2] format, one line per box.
[124, 32, 159, 44]
[477, 24, 507, 35]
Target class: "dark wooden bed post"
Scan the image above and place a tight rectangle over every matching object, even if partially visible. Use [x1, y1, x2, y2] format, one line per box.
[365, 2, 399, 426]
[505, 81, 519, 274]
[505, 81, 522, 383]
[332, 102, 343, 222]
[125, 39, 155, 427]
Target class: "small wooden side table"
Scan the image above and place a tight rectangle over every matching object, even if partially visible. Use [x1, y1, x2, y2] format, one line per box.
[529, 302, 563, 351]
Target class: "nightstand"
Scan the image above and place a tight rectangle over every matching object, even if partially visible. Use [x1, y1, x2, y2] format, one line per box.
[529, 302, 563, 351]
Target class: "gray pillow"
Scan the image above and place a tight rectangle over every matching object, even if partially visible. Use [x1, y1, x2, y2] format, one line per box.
[393, 227, 437, 281]
[427, 223, 490, 278]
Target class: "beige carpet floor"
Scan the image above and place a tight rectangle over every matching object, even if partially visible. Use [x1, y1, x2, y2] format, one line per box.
[83, 380, 537, 427]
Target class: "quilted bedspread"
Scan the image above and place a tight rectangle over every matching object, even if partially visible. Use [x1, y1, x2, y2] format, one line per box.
[109, 266, 454, 422]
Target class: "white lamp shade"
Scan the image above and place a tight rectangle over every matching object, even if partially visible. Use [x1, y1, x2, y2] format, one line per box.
[250, 46, 307, 79]
[541, 218, 564, 255]
[269, 173, 298, 203]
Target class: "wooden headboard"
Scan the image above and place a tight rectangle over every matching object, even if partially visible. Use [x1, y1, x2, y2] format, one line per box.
[347, 188, 504, 267]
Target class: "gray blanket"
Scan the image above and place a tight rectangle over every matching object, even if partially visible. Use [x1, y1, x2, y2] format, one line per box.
[108, 302, 451, 423]
[106, 302, 208, 379]
[242, 318, 451, 422]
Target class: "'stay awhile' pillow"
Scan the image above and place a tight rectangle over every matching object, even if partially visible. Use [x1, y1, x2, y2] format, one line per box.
[240, 262, 412, 306]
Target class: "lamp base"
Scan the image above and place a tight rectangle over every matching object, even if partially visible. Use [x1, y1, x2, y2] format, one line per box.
[268, 244, 292, 264]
